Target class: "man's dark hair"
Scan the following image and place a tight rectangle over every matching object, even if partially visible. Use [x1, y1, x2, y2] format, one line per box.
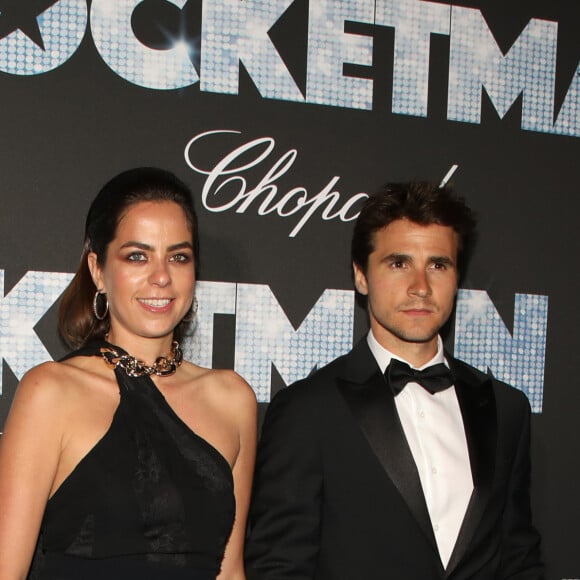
[351, 181, 477, 273]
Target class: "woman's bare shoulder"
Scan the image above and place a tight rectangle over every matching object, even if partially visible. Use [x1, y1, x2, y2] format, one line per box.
[4, 361, 84, 439]
[182, 362, 256, 408]
[16, 361, 72, 400]
[14, 356, 110, 409]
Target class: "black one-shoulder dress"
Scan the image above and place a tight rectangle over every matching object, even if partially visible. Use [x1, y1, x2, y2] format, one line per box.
[28, 342, 235, 580]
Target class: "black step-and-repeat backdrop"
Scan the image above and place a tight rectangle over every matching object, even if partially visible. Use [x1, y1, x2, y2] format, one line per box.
[0, 1, 578, 576]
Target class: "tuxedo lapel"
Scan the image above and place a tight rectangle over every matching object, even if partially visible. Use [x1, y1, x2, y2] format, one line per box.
[337, 340, 438, 552]
[445, 357, 497, 575]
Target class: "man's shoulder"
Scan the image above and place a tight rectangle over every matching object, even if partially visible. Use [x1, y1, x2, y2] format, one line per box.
[450, 355, 531, 410]
[269, 343, 363, 410]
[301, 349, 353, 384]
[288, 350, 350, 392]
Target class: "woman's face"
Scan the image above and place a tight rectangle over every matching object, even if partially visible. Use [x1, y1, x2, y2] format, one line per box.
[89, 200, 195, 345]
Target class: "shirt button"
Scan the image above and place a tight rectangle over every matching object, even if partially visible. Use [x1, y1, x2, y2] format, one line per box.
[431, 467, 438, 475]
[434, 524, 440, 532]
[419, 410, 425, 418]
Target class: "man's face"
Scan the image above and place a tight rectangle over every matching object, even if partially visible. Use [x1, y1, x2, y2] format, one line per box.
[353, 219, 459, 361]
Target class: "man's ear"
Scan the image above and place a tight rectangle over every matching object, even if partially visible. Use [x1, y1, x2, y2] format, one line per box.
[87, 252, 105, 292]
[353, 262, 368, 296]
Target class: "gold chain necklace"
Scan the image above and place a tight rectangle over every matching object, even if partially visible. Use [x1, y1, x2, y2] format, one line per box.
[100, 341, 183, 377]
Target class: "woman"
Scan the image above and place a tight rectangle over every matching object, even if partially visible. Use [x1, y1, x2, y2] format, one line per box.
[0, 168, 257, 579]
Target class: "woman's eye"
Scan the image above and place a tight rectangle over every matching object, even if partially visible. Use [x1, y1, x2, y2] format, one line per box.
[126, 252, 147, 262]
[170, 253, 191, 263]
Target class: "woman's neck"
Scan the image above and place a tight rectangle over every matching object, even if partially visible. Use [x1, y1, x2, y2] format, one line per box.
[105, 332, 175, 367]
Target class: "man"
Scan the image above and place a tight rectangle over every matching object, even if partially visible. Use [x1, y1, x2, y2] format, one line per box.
[245, 182, 543, 579]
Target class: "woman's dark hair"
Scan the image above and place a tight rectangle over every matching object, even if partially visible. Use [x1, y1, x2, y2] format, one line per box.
[58, 167, 199, 348]
[351, 181, 477, 274]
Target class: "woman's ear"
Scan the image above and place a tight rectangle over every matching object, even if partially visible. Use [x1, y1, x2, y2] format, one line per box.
[87, 252, 104, 292]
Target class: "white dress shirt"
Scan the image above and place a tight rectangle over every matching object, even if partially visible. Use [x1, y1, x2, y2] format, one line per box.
[367, 331, 474, 568]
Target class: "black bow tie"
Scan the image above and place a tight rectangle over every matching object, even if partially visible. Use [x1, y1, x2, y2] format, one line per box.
[386, 358, 454, 396]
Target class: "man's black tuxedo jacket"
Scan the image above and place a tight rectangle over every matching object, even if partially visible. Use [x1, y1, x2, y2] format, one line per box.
[245, 339, 543, 579]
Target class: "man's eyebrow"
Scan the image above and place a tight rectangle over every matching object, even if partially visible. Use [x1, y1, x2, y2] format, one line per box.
[429, 255, 455, 266]
[378, 253, 456, 266]
[381, 253, 411, 262]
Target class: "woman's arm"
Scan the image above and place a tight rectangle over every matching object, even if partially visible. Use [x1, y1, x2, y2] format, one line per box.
[216, 372, 257, 580]
[0, 364, 64, 580]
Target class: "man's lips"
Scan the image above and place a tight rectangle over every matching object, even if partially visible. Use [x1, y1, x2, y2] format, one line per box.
[400, 308, 434, 316]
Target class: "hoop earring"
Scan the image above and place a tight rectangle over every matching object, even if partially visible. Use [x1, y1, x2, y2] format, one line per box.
[93, 291, 109, 321]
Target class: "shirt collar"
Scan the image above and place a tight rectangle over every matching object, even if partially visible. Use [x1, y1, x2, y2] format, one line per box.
[366, 330, 447, 374]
